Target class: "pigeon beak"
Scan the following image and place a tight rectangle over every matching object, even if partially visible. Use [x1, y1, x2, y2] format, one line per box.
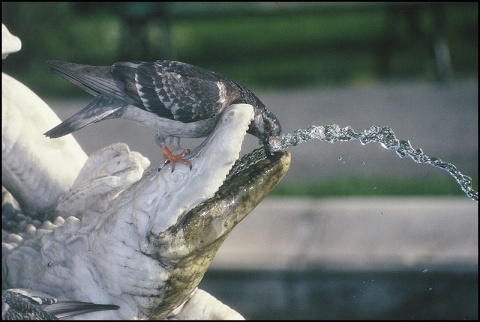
[264, 135, 282, 154]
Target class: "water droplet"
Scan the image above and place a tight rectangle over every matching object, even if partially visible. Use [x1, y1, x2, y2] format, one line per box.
[429, 287, 433, 291]
[338, 157, 342, 161]
[423, 269, 428, 273]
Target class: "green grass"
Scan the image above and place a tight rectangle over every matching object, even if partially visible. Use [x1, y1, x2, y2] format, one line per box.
[171, 10, 416, 89]
[2, 3, 477, 95]
[271, 176, 478, 198]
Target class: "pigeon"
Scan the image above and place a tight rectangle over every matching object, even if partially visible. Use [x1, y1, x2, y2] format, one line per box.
[2, 289, 119, 320]
[44, 60, 282, 170]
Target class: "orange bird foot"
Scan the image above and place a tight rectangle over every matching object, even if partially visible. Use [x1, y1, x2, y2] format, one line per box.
[162, 146, 192, 172]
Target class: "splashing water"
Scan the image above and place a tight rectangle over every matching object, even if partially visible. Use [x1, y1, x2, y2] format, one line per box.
[269, 124, 478, 201]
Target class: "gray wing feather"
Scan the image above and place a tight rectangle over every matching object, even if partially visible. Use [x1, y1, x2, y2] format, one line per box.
[46, 60, 125, 100]
[112, 61, 238, 122]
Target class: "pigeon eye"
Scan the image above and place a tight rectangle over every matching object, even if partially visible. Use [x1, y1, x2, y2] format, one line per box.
[264, 122, 271, 132]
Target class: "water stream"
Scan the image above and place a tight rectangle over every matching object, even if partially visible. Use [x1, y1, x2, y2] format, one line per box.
[269, 124, 478, 201]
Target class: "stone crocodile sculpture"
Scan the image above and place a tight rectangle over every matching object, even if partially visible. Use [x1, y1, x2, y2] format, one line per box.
[2, 23, 291, 319]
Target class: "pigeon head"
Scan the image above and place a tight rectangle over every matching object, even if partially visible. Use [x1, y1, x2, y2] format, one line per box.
[234, 84, 282, 153]
[249, 107, 282, 154]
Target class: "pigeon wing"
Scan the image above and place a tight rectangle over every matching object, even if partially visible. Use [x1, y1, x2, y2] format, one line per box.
[112, 61, 240, 123]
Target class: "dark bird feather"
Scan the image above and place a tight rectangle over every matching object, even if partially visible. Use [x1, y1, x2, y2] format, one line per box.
[2, 289, 119, 320]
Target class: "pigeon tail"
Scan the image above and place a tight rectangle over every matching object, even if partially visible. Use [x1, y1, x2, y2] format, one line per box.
[44, 95, 125, 138]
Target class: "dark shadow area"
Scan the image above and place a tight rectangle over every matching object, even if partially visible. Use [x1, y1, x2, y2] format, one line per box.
[200, 266, 478, 319]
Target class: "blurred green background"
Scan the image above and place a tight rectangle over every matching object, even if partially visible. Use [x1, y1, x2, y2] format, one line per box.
[2, 2, 478, 197]
[2, 2, 477, 95]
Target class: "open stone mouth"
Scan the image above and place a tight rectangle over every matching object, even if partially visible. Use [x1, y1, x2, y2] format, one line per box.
[165, 148, 290, 236]
[145, 149, 290, 318]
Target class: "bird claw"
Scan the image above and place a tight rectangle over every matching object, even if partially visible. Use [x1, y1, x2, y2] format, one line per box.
[157, 159, 169, 172]
[161, 147, 192, 172]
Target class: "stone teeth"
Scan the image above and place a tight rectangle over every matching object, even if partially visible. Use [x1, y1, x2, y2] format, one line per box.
[63, 216, 82, 234]
[24, 224, 37, 238]
[5, 233, 22, 244]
